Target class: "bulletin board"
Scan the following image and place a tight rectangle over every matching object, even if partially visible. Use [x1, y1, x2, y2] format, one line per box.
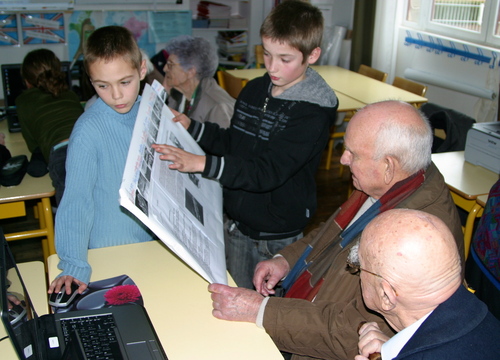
[68, 10, 191, 68]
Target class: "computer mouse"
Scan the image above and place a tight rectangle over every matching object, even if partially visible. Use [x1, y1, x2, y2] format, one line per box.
[49, 283, 80, 308]
[8, 300, 26, 325]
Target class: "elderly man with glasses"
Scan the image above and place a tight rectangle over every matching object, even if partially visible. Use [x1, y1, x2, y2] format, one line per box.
[353, 209, 500, 359]
[208, 100, 464, 360]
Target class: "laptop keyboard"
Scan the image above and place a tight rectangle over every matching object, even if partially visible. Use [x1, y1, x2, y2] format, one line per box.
[60, 313, 123, 359]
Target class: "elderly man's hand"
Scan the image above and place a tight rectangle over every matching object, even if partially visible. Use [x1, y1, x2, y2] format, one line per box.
[356, 321, 388, 359]
[208, 283, 264, 323]
[253, 256, 290, 296]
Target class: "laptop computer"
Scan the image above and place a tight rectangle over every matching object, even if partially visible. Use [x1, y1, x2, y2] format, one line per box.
[1, 62, 72, 133]
[0, 230, 168, 360]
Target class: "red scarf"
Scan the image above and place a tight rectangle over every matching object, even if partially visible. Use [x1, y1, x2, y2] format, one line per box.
[284, 170, 425, 300]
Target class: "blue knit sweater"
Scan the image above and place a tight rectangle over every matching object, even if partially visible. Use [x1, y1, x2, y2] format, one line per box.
[55, 97, 154, 284]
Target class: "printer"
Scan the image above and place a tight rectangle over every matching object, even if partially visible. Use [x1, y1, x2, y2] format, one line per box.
[464, 121, 500, 174]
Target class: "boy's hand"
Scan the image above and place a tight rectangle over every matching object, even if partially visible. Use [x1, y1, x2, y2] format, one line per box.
[152, 144, 206, 173]
[169, 108, 191, 130]
[48, 275, 87, 295]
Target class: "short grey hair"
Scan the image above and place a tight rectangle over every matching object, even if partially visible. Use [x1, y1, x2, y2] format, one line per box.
[372, 103, 433, 174]
[165, 35, 218, 79]
[347, 241, 360, 266]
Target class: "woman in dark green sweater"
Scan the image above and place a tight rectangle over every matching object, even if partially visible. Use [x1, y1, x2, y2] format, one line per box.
[16, 49, 83, 204]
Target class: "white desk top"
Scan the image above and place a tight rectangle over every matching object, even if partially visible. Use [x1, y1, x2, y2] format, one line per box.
[48, 241, 283, 360]
[477, 194, 489, 207]
[0, 119, 54, 202]
[310, 65, 427, 105]
[432, 151, 498, 200]
[227, 65, 428, 107]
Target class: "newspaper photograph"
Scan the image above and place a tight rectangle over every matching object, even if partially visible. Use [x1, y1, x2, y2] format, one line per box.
[119, 81, 227, 285]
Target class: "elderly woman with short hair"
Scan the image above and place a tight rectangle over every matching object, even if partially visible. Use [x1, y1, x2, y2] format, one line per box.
[163, 35, 235, 128]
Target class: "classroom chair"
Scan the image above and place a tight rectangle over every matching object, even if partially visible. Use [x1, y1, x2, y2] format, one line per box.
[357, 64, 388, 82]
[217, 70, 248, 99]
[392, 76, 428, 107]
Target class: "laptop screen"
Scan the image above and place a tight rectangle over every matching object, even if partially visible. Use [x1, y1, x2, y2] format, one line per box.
[1, 62, 72, 109]
[0, 229, 40, 359]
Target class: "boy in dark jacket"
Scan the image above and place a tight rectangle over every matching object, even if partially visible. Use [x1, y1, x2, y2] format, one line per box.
[153, 0, 338, 288]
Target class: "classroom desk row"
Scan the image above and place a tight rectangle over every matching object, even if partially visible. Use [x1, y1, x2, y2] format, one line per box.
[0, 119, 55, 269]
[431, 151, 498, 259]
[1, 241, 283, 360]
[227, 65, 428, 111]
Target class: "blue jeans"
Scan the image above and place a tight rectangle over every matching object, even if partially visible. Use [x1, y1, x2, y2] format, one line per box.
[225, 220, 303, 289]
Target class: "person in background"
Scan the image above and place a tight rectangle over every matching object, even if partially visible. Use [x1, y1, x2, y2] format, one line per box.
[354, 209, 500, 359]
[465, 178, 500, 320]
[153, 0, 338, 289]
[163, 35, 235, 128]
[207, 100, 463, 360]
[17, 49, 84, 204]
[48, 25, 154, 296]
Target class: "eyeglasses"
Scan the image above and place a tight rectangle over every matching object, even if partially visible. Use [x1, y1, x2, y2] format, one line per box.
[165, 62, 180, 70]
[346, 261, 398, 296]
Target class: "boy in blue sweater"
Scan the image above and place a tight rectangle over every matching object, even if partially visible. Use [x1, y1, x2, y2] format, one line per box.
[49, 26, 154, 296]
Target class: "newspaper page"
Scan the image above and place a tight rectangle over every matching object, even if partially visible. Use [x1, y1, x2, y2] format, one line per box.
[119, 81, 227, 285]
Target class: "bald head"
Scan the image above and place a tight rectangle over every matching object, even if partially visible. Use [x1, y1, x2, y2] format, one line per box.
[357, 209, 462, 330]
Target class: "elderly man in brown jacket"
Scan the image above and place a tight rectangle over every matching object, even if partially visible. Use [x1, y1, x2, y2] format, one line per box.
[208, 100, 464, 360]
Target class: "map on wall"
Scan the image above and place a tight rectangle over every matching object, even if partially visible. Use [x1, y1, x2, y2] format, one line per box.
[21, 12, 65, 44]
[68, 11, 154, 69]
[0, 13, 19, 46]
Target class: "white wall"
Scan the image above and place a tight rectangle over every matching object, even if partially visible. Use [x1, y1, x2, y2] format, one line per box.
[373, 2, 499, 123]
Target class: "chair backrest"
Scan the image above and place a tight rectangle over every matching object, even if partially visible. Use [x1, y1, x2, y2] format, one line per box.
[255, 45, 264, 69]
[217, 70, 248, 99]
[358, 64, 388, 82]
[392, 76, 428, 97]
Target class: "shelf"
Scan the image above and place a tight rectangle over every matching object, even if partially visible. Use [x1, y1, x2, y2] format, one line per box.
[193, 28, 248, 31]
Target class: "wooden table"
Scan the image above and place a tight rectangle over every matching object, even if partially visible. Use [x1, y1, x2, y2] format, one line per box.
[226, 67, 365, 112]
[227, 65, 428, 109]
[431, 151, 498, 259]
[1, 261, 49, 359]
[0, 119, 55, 268]
[48, 241, 283, 360]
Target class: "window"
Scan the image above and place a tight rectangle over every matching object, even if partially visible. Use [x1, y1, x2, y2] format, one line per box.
[404, 0, 500, 47]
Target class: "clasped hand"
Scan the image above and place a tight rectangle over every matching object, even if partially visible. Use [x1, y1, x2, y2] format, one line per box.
[355, 321, 389, 360]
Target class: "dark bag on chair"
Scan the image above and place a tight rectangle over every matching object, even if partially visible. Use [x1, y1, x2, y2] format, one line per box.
[0, 155, 28, 186]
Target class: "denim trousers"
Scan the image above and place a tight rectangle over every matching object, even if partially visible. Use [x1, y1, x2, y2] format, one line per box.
[225, 220, 303, 289]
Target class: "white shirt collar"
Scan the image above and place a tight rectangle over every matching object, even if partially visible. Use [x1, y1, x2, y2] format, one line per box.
[381, 311, 433, 360]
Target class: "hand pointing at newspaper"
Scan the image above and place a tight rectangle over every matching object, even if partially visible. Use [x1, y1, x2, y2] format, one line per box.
[152, 144, 206, 173]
